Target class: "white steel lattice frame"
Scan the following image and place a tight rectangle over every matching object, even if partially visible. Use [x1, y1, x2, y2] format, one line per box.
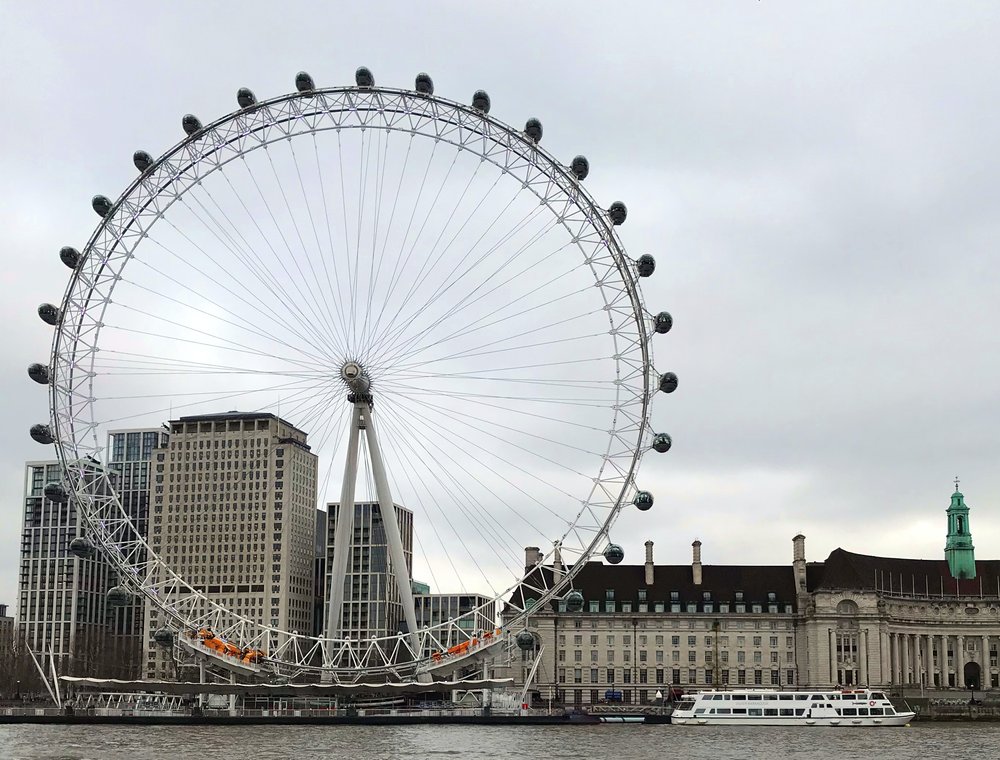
[47, 85, 656, 682]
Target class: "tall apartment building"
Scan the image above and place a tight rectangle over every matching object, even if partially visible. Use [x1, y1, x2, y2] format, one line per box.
[0, 603, 13, 663]
[105, 427, 169, 678]
[144, 412, 318, 680]
[325, 501, 413, 642]
[16, 460, 118, 676]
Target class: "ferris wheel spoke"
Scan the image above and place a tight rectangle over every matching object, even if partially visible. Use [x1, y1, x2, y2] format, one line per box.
[257, 149, 351, 355]
[286, 137, 356, 354]
[372, 209, 561, 364]
[377, 384, 616, 409]
[365, 197, 551, 364]
[90, 350, 326, 378]
[361, 146, 460, 357]
[375, 401, 534, 565]
[176, 183, 344, 357]
[311, 133, 354, 349]
[374, 406, 519, 593]
[388, 388, 606, 460]
[118, 275, 328, 365]
[103, 308, 327, 372]
[136, 229, 339, 366]
[357, 133, 413, 359]
[378, 391, 586, 503]
[377, 277, 593, 373]
[375, 164, 498, 338]
[95, 375, 327, 426]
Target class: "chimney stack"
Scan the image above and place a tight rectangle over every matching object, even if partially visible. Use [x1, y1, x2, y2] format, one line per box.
[553, 541, 563, 584]
[644, 540, 655, 585]
[692, 540, 703, 586]
[792, 534, 807, 593]
[524, 546, 542, 572]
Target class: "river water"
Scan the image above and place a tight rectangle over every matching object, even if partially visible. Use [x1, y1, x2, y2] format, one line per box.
[0, 723, 994, 760]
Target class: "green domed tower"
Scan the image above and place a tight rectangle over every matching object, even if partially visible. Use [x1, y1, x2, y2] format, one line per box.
[945, 480, 976, 580]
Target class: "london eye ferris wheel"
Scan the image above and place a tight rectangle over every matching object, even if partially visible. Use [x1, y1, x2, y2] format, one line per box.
[28, 68, 677, 683]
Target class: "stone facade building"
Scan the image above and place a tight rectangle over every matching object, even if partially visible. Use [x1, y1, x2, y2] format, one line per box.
[508, 488, 1000, 704]
[144, 412, 318, 679]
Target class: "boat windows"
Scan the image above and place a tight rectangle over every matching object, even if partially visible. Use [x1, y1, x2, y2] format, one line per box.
[764, 708, 778, 716]
[747, 694, 762, 701]
[842, 708, 857, 716]
[826, 694, 840, 700]
[732, 708, 747, 715]
[885, 707, 896, 715]
[794, 709, 805, 716]
[809, 695, 823, 701]
[748, 708, 762, 716]
[778, 694, 794, 701]
[794, 695, 809, 700]
[732, 694, 747, 701]
[871, 692, 886, 701]
[694, 708, 706, 715]
[716, 708, 731, 715]
[764, 694, 778, 700]
[857, 708, 869, 716]
[779, 708, 795, 716]
[870, 708, 884, 716]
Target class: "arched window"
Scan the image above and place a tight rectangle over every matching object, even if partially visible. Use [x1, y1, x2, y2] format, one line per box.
[957, 516, 964, 534]
[836, 599, 859, 616]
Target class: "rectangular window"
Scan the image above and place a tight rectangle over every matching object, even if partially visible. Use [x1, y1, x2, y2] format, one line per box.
[688, 668, 697, 684]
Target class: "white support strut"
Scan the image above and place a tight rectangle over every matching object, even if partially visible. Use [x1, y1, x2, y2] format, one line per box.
[326, 404, 362, 644]
[360, 404, 422, 667]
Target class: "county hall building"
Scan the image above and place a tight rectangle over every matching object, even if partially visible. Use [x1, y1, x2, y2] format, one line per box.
[506, 486, 1000, 705]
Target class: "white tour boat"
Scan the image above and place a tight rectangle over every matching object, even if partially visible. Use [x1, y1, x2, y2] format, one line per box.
[671, 688, 915, 727]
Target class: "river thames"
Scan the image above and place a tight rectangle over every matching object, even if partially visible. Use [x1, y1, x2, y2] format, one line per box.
[0, 723, 995, 760]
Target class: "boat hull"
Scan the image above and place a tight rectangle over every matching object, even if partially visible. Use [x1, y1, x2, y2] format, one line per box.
[672, 712, 914, 727]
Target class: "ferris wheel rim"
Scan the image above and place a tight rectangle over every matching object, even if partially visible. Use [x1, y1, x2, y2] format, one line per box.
[43, 79, 656, 677]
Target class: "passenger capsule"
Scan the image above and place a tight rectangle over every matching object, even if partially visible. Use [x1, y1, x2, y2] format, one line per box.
[565, 590, 585, 612]
[652, 433, 672, 453]
[28, 363, 50, 385]
[608, 201, 628, 226]
[133, 150, 153, 172]
[634, 491, 654, 511]
[59, 246, 81, 270]
[570, 155, 589, 181]
[355, 67, 374, 88]
[38, 303, 61, 326]
[414, 72, 434, 95]
[295, 71, 314, 92]
[516, 631, 536, 650]
[43, 483, 68, 503]
[30, 424, 54, 445]
[603, 544, 625, 565]
[637, 254, 655, 277]
[153, 627, 174, 646]
[181, 114, 202, 136]
[658, 372, 678, 394]
[69, 536, 95, 559]
[471, 90, 491, 113]
[237, 87, 257, 108]
[106, 586, 131, 607]
[91, 195, 112, 217]
[654, 311, 673, 334]
[525, 118, 543, 144]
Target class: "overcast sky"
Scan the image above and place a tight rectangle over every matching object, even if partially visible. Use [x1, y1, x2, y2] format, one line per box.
[2, 1, 1000, 609]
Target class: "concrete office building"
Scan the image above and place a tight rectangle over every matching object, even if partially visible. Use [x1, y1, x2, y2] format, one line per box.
[144, 412, 318, 680]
